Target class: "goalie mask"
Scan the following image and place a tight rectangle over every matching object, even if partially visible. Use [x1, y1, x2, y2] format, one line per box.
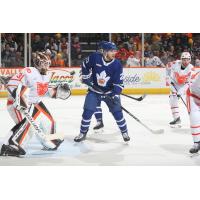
[33, 52, 51, 75]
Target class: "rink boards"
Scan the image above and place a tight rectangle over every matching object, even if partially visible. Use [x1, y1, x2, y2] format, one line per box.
[0, 67, 171, 97]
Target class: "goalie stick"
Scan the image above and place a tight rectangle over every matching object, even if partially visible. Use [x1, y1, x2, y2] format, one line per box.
[88, 83, 164, 134]
[0, 76, 64, 145]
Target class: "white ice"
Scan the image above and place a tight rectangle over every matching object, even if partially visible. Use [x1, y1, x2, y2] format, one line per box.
[0, 94, 199, 166]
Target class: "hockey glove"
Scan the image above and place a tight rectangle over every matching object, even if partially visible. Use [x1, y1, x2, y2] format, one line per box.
[55, 83, 71, 100]
[111, 94, 120, 104]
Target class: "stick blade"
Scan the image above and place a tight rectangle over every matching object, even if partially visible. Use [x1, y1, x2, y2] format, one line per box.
[138, 94, 147, 101]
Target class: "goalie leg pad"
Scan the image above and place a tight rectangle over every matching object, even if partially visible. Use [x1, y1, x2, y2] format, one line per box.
[7, 99, 23, 124]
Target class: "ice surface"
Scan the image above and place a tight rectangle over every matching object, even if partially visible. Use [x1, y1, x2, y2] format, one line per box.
[0, 95, 199, 166]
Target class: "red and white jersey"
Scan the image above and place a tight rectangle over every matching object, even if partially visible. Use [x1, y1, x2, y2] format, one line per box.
[190, 71, 200, 96]
[7, 67, 51, 104]
[167, 60, 195, 85]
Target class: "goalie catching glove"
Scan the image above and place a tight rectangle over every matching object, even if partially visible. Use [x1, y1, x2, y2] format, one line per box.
[51, 83, 71, 100]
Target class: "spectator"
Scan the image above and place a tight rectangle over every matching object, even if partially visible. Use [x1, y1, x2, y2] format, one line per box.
[17, 41, 24, 54]
[10, 52, 24, 67]
[72, 36, 81, 50]
[45, 37, 58, 54]
[195, 58, 200, 67]
[32, 34, 45, 52]
[51, 53, 65, 67]
[59, 37, 68, 52]
[145, 52, 165, 67]
[3, 34, 18, 52]
[160, 51, 169, 65]
[126, 51, 141, 67]
[61, 48, 68, 67]
[115, 48, 130, 67]
[124, 37, 135, 51]
[71, 36, 82, 66]
[1, 44, 15, 67]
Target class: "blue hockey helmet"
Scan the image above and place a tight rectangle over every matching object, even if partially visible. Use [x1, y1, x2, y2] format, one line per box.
[98, 41, 107, 49]
[101, 42, 118, 51]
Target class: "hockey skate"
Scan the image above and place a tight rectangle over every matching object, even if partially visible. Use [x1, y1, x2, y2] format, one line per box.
[93, 121, 104, 133]
[122, 132, 130, 142]
[74, 133, 87, 142]
[0, 144, 26, 157]
[189, 142, 200, 154]
[169, 117, 181, 128]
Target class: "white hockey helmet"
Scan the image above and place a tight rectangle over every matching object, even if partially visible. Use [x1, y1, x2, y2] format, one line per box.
[181, 52, 191, 61]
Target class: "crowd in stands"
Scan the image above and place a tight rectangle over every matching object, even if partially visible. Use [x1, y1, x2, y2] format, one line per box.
[1, 33, 200, 68]
[112, 33, 142, 67]
[31, 33, 69, 67]
[144, 33, 200, 66]
[1, 33, 24, 67]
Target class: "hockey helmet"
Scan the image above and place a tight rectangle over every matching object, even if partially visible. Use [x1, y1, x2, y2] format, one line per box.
[101, 42, 118, 51]
[181, 52, 191, 61]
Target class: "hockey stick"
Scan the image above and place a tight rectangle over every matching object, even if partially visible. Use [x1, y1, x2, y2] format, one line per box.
[170, 82, 187, 108]
[121, 93, 146, 101]
[0, 76, 64, 144]
[88, 84, 164, 134]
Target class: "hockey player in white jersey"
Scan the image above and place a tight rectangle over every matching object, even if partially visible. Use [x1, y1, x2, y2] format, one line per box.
[186, 71, 200, 153]
[167, 52, 194, 128]
[0, 51, 71, 157]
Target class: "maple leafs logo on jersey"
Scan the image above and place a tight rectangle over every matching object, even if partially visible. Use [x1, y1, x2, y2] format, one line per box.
[37, 82, 48, 96]
[96, 71, 110, 87]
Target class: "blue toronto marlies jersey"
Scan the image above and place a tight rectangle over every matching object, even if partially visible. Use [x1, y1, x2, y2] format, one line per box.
[81, 52, 124, 95]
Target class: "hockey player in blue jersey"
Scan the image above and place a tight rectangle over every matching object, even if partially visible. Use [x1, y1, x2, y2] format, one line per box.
[74, 41, 130, 142]
[92, 41, 106, 132]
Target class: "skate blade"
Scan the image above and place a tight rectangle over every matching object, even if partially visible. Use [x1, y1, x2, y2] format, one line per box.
[170, 124, 182, 128]
[123, 140, 130, 144]
[0, 153, 25, 158]
[93, 128, 104, 134]
[189, 152, 199, 158]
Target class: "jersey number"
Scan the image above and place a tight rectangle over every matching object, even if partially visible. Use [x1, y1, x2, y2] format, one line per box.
[15, 73, 24, 81]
